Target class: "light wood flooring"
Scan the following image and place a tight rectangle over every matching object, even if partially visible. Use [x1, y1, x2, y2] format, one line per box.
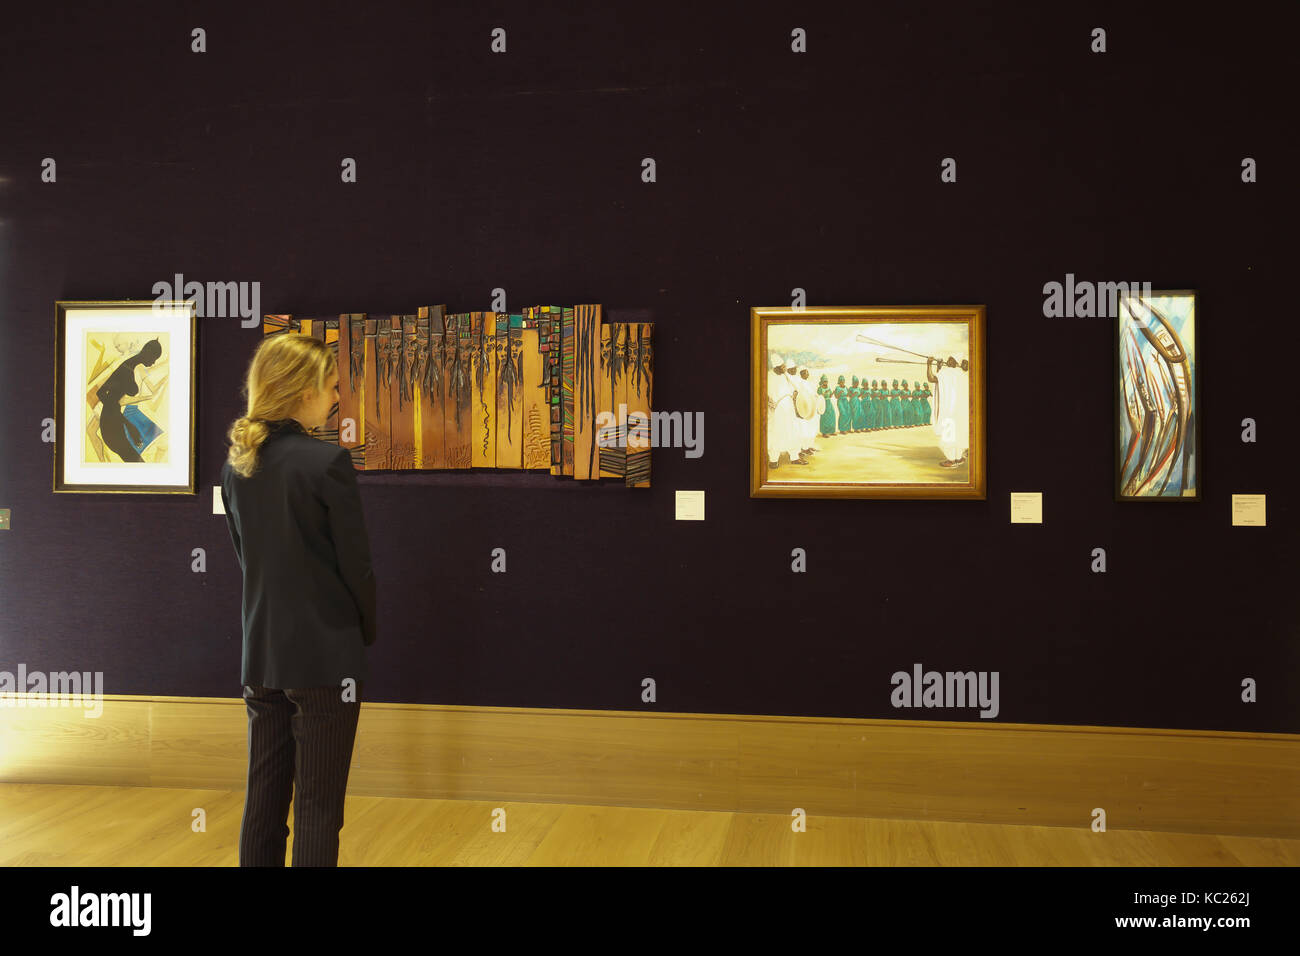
[2, 783, 1297, 866]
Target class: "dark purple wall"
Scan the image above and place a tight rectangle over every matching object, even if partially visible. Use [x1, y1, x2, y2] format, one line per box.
[0, 3, 1292, 731]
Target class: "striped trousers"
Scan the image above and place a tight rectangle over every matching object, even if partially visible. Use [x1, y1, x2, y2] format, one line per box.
[239, 683, 362, 867]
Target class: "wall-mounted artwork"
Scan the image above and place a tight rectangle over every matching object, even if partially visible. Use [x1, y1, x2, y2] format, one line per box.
[750, 305, 986, 499]
[264, 305, 652, 486]
[55, 300, 197, 493]
[1115, 290, 1198, 501]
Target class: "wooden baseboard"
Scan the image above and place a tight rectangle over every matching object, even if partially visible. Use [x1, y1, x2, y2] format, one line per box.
[1, 695, 1295, 837]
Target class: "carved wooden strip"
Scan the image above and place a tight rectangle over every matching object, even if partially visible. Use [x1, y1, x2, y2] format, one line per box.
[341, 314, 366, 469]
[624, 322, 653, 487]
[417, 306, 446, 469]
[536, 305, 563, 475]
[559, 307, 575, 476]
[470, 311, 497, 468]
[598, 321, 623, 478]
[495, 313, 524, 468]
[321, 318, 340, 445]
[442, 313, 473, 469]
[573, 304, 600, 480]
[441, 311, 459, 468]
[520, 311, 550, 470]
[262, 314, 298, 336]
[298, 319, 335, 445]
[364, 317, 391, 470]
[383, 315, 416, 469]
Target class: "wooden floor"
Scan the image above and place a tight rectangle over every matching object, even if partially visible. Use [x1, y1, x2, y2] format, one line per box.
[3, 782, 1298, 866]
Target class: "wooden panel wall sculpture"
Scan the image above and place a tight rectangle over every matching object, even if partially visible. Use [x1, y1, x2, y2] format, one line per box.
[262, 308, 651, 486]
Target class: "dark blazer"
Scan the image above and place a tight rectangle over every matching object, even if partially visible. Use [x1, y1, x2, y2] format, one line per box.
[220, 419, 377, 688]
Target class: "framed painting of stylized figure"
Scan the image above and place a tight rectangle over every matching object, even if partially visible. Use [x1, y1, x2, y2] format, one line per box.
[1115, 290, 1199, 501]
[750, 305, 986, 499]
[55, 300, 198, 493]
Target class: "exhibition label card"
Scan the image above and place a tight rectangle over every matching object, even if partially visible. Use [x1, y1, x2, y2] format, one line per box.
[1010, 492, 1042, 524]
[1231, 494, 1265, 526]
[213, 486, 225, 515]
[675, 490, 705, 520]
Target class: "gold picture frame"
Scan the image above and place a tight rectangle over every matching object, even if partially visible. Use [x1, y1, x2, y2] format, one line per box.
[54, 299, 198, 493]
[750, 305, 986, 499]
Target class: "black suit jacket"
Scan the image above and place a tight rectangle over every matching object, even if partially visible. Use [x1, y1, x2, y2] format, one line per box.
[220, 419, 377, 688]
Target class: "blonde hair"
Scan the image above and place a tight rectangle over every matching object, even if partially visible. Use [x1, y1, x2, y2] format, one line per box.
[226, 334, 337, 478]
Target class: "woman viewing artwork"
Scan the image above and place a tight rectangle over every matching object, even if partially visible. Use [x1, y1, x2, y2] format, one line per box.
[221, 333, 378, 866]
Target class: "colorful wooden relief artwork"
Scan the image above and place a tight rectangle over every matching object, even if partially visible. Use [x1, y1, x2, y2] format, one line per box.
[495, 313, 524, 468]
[261, 304, 650, 486]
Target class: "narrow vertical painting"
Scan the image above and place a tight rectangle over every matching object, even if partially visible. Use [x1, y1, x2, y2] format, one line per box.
[1116, 290, 1198, 501]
